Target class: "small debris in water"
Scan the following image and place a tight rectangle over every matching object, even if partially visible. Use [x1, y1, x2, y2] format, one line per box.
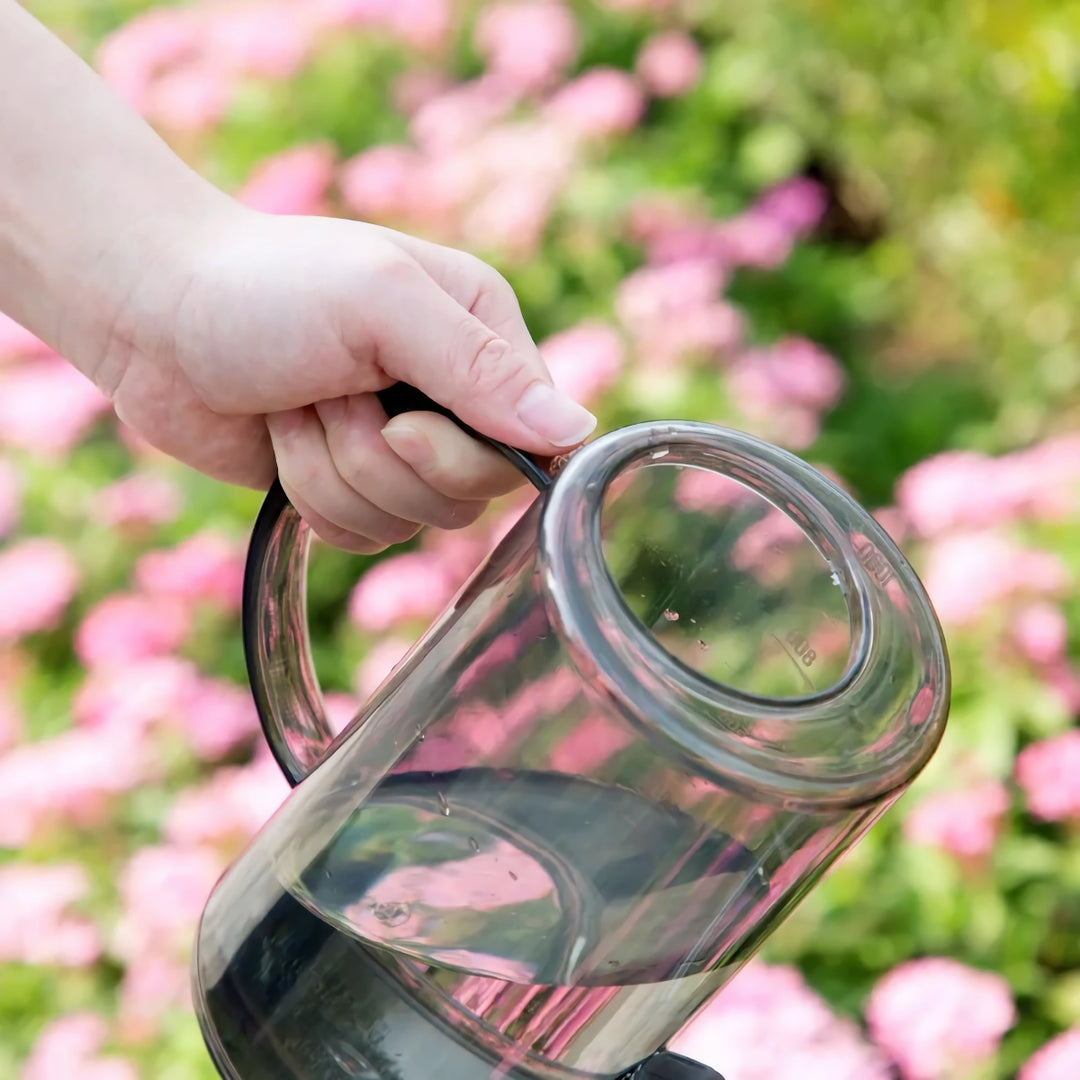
[509, 870, 519, 881]
[468, 837, 480, 854]
[651, 449, 670, 460]
[437, 791, 450, 816]
[663, 609, 679, 622]
[697, 639, 708, 651]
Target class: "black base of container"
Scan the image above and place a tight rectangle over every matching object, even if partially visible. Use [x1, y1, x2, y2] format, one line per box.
[198, 1004, 723, 1080]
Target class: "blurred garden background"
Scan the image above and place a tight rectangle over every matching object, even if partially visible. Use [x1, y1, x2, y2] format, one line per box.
[4, 0, 1080, 1076]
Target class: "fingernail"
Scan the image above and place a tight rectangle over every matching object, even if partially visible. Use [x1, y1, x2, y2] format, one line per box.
[382, 420, 434, 471]
[515, 382, 597, 448]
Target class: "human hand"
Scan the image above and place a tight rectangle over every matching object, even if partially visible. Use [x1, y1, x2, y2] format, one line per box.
[84, 208, 597, 552]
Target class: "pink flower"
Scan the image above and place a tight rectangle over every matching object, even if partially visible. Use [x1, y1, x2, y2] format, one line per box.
[615, 258, 727, 331]
[1020, 1027, 1080, 1080]
[474, 2, 580, 94]
[712, 209, 795, 269]
[0, 356, 111, 456]
[172, 675, 260, 760]
[135, 530, 245, 611]
[636, 31, 703, 99]
[74, 656, 198, 733]
[897, 438, 1080, 538]
[204, 4, 316, 80]
[0, 312, 49, 362]
[902, 781, 1010, 859]
[0, 863, 100, 968]
[758, 177, 828, 234]
[0, 538, 80, 643]
[0, 458, 20, 538]
[596, 0, 674, 9]
[116, 952, 192, 1045]
[75, 592, 191, 669]
[383, 0, 453, 51]
[0, 689, 21, 752]
[95, 8, 200, 111]
[411, 76, 520, 155]
[1015, 731, 1080, 822]
[728, 338, 846, 449]
[1012, 603, 1069, 666]
[114, 844, 224, 961]
[238, 143, 337, 215]
[324, 692, 362, 735]
[544, 68, 646, 139]
[921, 531, 1069, 626]
[22, 1013, 138, 1080]
[146, 63, 231, 132]
[89, 471, 183, 532]
[0, 723, 150, 845]
[355, 636, 414, 698]
[675, 468, 755, 512]
[671, 962, 890, 1079]
[539, 321, 625, 405]
[463, 181, 555, 258]
[164, 757, 288, 850]
[349, 551, 458, 631]
[731, 508, 808, 584]
[897, 452, 1020, 537]
[865, 958, 1015, 1080]
[340, 144, 426, 221]
[641, 301, 745, 367]
[392, 70, 453, 116]
[549, 714, 633, 772]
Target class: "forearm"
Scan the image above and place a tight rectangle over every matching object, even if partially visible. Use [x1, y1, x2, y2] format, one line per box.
[0, 1, 228, 384]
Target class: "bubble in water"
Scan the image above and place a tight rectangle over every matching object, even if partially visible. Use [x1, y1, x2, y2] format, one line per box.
[370, 901, 410, 928]
[651, 448, 670, 460]
[437, 791, 450, 816]
[663, 609, 679, 622]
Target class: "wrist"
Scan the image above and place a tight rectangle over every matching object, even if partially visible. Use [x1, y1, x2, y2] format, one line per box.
[69, 181, 239, 388]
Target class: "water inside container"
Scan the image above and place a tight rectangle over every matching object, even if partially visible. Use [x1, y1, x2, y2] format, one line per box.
[198, 769, 772, 1080]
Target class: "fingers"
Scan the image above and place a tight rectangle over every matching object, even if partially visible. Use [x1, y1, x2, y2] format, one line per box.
[267, 406, 422, 553]
[314, 394, 492, 527]
[266, 395, 525, 552]
[340, 233, 597, 456]
[380, 411, 527, 501]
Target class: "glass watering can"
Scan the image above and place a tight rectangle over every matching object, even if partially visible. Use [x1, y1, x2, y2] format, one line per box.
[193, 385, 950, 1080]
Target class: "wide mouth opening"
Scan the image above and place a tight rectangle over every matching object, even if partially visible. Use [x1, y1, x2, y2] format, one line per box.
[600, 461, 857, 704]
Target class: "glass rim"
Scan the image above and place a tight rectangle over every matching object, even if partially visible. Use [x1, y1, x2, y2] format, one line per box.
[538, 421, 951, 810]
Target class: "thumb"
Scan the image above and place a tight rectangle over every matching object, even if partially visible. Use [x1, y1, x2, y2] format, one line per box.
[356, 251, 597, 456]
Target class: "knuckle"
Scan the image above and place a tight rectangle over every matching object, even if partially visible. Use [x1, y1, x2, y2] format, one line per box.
[457, 333, 518, 398]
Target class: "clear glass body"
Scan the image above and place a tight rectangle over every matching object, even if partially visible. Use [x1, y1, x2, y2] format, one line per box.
[194, 422, 949, 1080]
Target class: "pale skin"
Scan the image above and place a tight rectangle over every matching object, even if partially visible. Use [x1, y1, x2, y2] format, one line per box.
[0, 1, 597, 552]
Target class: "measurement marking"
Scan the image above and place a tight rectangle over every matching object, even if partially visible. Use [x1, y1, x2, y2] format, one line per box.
[770, 633, 815, 692]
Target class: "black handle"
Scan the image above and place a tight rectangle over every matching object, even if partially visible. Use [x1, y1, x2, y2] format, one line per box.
[242, 384, 553, 786]
[624, 1051, 727, 1080]
[375, 383, 552, 492]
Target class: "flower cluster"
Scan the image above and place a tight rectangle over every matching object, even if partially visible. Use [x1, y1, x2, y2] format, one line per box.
[3, 1, 1080, 1078]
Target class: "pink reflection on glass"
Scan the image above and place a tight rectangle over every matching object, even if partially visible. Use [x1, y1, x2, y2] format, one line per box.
[731, 507, 806, 585]
[549, 712, 634, 773]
